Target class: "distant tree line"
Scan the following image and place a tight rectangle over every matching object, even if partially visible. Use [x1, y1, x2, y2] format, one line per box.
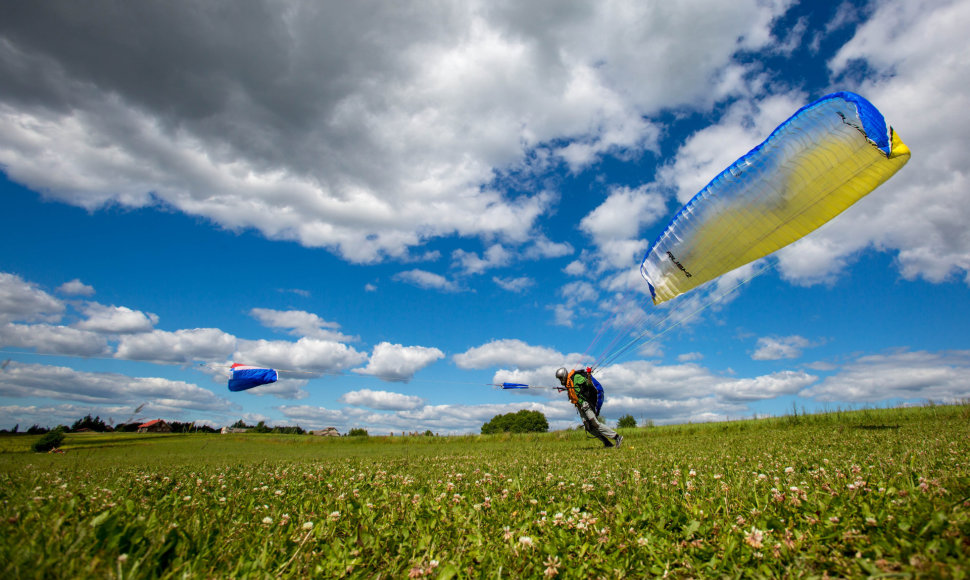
[0, 415, 308, 435]
[229, 420, 306, 435]
[481, 410, 548, 434]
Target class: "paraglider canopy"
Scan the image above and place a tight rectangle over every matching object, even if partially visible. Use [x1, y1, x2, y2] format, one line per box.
[227, 364, 278, 392]
[640, 91, 910, 305]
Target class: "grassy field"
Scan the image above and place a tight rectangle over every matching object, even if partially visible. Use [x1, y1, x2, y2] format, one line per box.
[1, 404, 969, 578]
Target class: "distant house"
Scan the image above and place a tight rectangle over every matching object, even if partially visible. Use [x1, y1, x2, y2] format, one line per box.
[220, 427, 249, 434]
[312, 427, 341, 437]
[137, 419, 171, 433]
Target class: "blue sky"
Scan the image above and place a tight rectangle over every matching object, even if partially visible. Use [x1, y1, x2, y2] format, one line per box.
[2, 0, 969, 434]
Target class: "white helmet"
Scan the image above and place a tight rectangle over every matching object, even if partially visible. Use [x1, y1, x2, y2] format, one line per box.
[555, 367, 568, 385]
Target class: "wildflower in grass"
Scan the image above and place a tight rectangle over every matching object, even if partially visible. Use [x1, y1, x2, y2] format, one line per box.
[745, 527, 764, 549]
[543, 556, 561, 577]
[502, 526, 513, 540]
[182, 495, 192, 501]
[519, 536, 534, 548]
[598, 527, 610, 543]
[118, 554, 129, 563]
[329, 511, 340, 521]
[302, 521, 313, 530]
[637, 537, 648, 547]
[262, 516, 273, 525]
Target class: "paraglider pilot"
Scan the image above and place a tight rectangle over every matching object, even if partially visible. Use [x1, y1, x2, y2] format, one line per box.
[556, 367, 622, 448]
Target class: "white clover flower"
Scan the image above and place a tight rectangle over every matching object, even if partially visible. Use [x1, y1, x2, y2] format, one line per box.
[518, 536, 534, 547]
[262, 517, 273, 525]
[744, 527, 764, 549]
[302, 521, 314, 530]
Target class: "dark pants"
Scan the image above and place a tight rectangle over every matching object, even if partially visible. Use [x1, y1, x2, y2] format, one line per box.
[577, 401, 618, 447]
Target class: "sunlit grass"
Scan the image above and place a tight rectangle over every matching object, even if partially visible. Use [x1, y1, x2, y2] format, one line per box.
[1, 403, 968, 578]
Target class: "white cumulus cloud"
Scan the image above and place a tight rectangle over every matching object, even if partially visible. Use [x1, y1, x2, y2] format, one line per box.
[0, 0, 793, 264]
[800, 349, 970, 403]
[352, 342, 444, 382]
[339, 389, 425, 411]
[116, 328, 237, 363]
[393, 269, 462, 293]
[0, 361, 234, 412]
[0, 272, 64, 324]
[56, 279, 95, 296]
[751, 335, 818, 361]
[235, 337, 368, 375]
[714, 371, 819, 402]
[249, 308, 355, 341]
[0, 323, 109, 357]
[76, 303, 159, 334]
[454, 339, 564, 370]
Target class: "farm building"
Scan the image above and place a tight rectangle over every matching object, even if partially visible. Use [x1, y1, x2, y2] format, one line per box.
[312, 427, 341, 437]
[137, 419, 171, 433]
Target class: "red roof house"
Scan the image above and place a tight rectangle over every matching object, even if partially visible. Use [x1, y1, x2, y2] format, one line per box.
[137, 419, 171, 433]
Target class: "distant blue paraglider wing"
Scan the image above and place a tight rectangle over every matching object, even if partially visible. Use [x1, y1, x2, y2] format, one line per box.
[501, 383, 529, 389]
[228, 364, 279, 392]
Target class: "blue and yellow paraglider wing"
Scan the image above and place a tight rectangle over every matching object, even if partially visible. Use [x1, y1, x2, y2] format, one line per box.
[641, 92, 910, 305]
